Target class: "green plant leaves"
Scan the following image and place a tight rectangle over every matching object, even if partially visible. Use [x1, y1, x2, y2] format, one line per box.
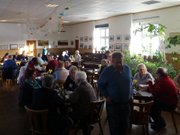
[167, 35, 180, 48]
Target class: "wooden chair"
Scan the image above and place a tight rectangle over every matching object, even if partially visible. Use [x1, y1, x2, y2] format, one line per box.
[86, 70, 99, 86]
[86, 70, 94, 84]
[24, 106, 49, 135]
[74, 99, 105, 135]
[4, 79, 13, 87]
[130, 100, 154, 135]
[92, 81, 100, 99]
[0, 69, 3, 86]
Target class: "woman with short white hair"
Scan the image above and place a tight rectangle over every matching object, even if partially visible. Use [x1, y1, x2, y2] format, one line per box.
[75, 71, 87, 85]
[69, 71, 97, 135]
[134, 63, 154, 88]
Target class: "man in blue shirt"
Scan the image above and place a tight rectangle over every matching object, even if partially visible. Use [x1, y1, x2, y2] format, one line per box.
[98, 52, 133, 135]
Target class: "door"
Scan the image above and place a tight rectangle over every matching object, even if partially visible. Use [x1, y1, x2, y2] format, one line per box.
[26, 40, 37, 57]
[75, 40, 79, 50]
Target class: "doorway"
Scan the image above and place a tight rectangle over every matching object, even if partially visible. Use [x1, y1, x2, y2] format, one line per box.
[75, 40, 79, 50]
[26, 40, 37, 57]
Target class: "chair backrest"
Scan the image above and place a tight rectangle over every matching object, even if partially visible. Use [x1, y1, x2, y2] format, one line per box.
[0, 69, 2, 77]
[24, 106, 49, 134]
[130, 100, 154, 125]
[88, 98, 105, 124]
[83, 63, 98, 70]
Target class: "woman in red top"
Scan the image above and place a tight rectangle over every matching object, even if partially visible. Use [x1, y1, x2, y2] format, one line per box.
[148, 67, 179, 130]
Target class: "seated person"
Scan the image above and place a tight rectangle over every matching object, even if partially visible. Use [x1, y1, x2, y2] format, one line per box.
[46, 55, 59, 73]
[53, 61, 69, 83]
[32, 75, 70, 134]
[69, 71, 97, 135]
[18, 69, 41, 107]
[102, 50, 112, 65]
[17, 62, 27, 84]
[98, 59, 108, 75]
[64, 66, 78, 91]
[64, 59, 72, 70]
[59, 51, 70, 62]
[147, 67, 179, 130]
[2, 55, 18, 81]
[27, 57, 43, 76]
[17, 51, 28, 61]
[37, 53, 47, 66]
[134, 63, 154, 89]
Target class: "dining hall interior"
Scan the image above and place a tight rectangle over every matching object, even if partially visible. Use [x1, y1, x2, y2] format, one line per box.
[0, 0, 180, 135]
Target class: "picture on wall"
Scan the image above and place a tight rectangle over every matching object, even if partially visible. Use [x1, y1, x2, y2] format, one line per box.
[38, 40, 49, 46]
[116, 34, 122, 41]
[84, 44, 87, 49]
[80, 37, 83, 42]
[18, 44, 25, 48]
[58, 40, 68, 46]
[116, 43, 123, 51]
[0, 45, 9, 50]
[89, 37, 93, 42]
[109, 35, 114, 42]
[71, 40, 74, 46]
[88, 45, 92, 49]
[109, 44, 114, 49]
[10, 44, 18, 50]
[80, 43, 84, 48]
[84, 36, 88, 42]
[123, 35, 131, 42]
[123, 43, 129, 51]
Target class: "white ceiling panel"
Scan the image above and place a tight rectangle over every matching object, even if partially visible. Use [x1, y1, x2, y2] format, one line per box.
[0, 0, 179, 25]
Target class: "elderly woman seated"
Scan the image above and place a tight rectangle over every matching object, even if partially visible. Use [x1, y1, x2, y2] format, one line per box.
[69, 71, 97, 135]
[98, 59, 108, 75]
[147, 67, 179, 130]
[133, 63, 154, 90]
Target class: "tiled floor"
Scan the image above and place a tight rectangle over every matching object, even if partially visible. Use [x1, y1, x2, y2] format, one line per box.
[0, 84, 180, 135]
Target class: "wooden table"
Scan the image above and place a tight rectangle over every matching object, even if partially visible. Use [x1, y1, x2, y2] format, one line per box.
[133, 90, 153, 102]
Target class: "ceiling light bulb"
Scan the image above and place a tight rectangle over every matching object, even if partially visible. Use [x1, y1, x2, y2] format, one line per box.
[1, 20, 7, 22]
[46, 4, 59, 8]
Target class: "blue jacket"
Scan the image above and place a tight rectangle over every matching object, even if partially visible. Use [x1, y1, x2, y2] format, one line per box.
[98, 64, 133, 103]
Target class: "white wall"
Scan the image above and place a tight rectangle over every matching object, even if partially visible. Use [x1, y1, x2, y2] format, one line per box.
[69, 14, 132, 50]
[0, 6, 179, 53]
[0, 23, 26, 46]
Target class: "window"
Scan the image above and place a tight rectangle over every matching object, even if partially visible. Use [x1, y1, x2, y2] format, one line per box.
[93, 24, 109, 52]
[130, 23, 162, 56]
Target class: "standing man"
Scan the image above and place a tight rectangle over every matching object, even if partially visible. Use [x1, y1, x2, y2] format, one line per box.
[98, 52, 133, 135]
